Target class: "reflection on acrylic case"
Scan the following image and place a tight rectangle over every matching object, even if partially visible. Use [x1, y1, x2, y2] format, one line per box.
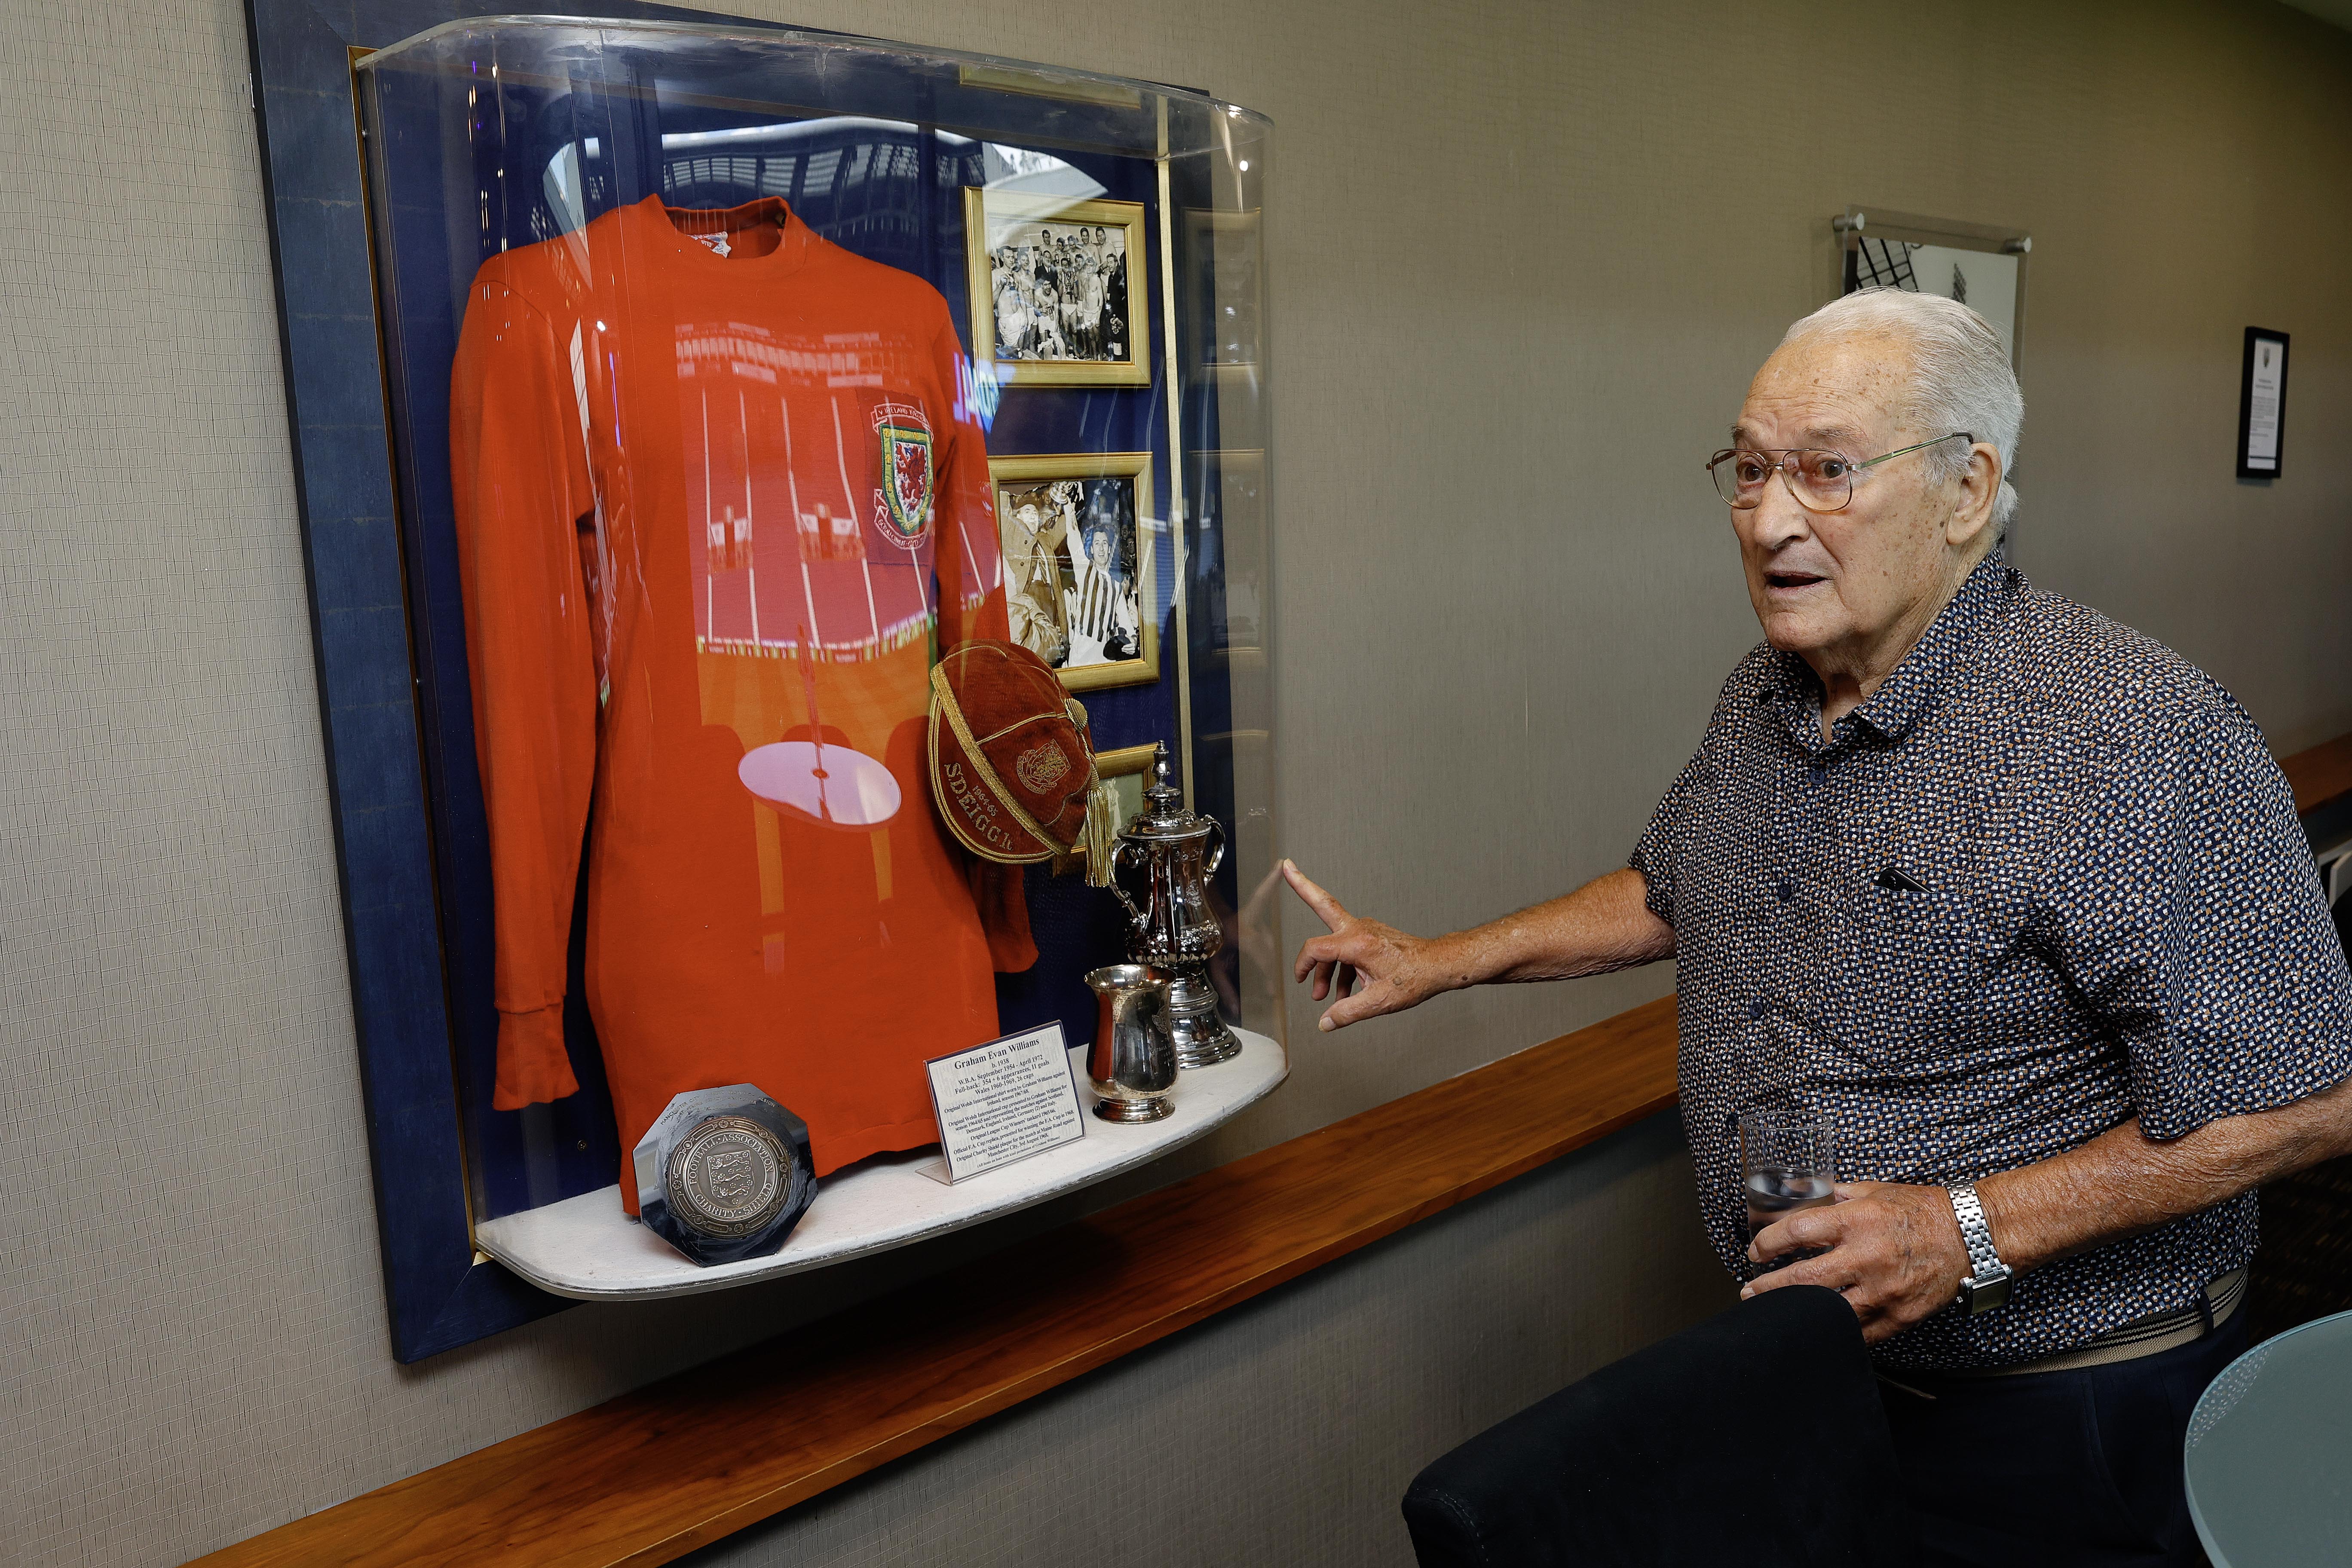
[1185, 210, 1263, 371]
[1190, 449, 1265, 656]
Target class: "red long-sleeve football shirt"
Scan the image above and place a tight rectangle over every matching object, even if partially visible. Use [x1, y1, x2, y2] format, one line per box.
[449, 194, 1030, 1199]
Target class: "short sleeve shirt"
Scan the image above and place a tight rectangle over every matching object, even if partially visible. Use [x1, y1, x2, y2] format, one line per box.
[1630, 553, 2352, 1371]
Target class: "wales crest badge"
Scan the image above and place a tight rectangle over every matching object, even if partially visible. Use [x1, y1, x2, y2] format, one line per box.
[871, 403, 934, 549]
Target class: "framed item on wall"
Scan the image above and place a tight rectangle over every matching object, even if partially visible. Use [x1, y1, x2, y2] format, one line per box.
[1832, 208, 2031, 371]
[2237, 328, 2290, 480]
[247, 2, 1280, 1361]
[964, 190, 1151, 386]
[992, 452, 1159, 691]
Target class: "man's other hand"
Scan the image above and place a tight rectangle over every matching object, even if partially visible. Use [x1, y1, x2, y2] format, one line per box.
[1283, 861, 1451, 1033]
[1740, 1180, 1972, 1344]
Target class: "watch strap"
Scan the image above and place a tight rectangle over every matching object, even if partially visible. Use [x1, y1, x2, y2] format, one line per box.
[1950, 1182, 2000, 1275]
[1948, 1181, 2012, 1313]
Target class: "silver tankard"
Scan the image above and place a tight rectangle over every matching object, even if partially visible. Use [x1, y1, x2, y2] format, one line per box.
[1084, 964, 1177, 1121]
[1107, 744, 1242, 1068]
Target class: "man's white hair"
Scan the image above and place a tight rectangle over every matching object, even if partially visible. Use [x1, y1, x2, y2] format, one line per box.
[1779, 288, 2024, 536]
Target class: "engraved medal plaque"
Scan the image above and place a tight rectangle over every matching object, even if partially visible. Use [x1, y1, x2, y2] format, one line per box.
[666, 1115, 791, 1237]
[633, 1086, 817, 1266]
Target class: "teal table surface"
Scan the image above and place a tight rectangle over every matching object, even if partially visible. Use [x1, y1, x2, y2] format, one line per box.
[2186, 1309, 2352, 1567]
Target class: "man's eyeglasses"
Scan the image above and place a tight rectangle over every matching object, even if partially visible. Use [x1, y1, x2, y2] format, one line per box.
[1705, 432, 1974, 513]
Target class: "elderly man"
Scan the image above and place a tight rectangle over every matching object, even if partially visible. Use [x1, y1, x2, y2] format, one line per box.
[1286, 288, 2352, 1565]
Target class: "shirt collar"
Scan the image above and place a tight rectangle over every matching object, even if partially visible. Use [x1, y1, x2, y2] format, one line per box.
[1853, 551, 2017, 742]
[1758, 551, 2017, 748]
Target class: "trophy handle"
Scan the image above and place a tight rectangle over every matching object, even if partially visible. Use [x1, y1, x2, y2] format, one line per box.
[1109, 839, 1150, 929]
[1203, 819, 1226, 878]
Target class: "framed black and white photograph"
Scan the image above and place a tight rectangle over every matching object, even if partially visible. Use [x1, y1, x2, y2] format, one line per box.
[2238, 328, 2290, 479]
[992, 452, 1159, 691]
[965, 190, 1151, 387]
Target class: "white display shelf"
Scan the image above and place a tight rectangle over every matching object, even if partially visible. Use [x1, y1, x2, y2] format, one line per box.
[476, 1029, 1286, 1301]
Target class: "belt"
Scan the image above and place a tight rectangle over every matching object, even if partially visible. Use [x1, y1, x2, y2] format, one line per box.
[1934, 1267, 2247, 1380]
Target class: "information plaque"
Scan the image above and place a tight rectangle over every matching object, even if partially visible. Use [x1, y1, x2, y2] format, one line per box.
[925, 1024, 1088, 1183]
[2237, 326, 2291, 480]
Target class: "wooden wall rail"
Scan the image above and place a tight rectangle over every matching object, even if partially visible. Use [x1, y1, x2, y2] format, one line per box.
[193, 998, 1680, 1568]
[2283, 732, 2352, 818]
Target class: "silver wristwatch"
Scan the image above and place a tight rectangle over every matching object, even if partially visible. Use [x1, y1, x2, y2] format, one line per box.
[1947, 1182, 2013, 1314]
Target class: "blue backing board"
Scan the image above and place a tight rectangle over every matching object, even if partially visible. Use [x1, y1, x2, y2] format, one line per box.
[247, 0, 1235, 1361]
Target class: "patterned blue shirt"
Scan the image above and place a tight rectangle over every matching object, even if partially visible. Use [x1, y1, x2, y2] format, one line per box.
[1631, 552, 2352, 1370]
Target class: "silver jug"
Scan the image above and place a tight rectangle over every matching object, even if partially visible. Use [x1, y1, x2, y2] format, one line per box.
[1108, 744, 1242, 1069]
[1084, 964, 1177, 1122]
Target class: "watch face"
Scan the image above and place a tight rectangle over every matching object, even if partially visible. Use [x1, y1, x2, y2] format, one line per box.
[1964, 1271, 2013, 1314]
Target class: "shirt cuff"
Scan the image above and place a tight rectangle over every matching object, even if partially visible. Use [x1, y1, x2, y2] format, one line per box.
[492, 1004, 580, 1109]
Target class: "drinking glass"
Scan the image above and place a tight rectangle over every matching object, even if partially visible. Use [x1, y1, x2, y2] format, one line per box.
[1738, 1109, 1838, 1267]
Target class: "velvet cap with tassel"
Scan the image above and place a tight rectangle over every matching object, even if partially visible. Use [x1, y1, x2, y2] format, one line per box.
[928, 640, 1121, 887]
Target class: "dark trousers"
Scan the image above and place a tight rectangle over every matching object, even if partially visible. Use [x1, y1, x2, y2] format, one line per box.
[1879, 1309, 2251, 1567]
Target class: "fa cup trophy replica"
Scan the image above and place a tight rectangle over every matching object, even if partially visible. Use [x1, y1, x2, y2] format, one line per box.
[1107, 744, 1242, 1068]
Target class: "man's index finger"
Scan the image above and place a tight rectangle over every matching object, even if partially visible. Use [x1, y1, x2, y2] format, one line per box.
[1280, 859, 1351, 929]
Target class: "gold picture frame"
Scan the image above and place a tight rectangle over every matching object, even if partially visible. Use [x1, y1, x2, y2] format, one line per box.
[1053, 741, 1161, 877]
[965, 190, 1151, 388]
[991, 451, 1158, 692]
[955, 62, 1142, 110]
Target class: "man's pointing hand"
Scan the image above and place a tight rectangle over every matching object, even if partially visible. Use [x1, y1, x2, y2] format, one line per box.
[1283, 860, 1451, 1033]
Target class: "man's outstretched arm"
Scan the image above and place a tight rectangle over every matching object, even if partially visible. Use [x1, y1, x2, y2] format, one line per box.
[1284, 862, 1676, 1033]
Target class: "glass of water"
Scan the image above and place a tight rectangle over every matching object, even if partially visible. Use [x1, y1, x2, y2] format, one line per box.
[1739, 1109, 1837, 1266]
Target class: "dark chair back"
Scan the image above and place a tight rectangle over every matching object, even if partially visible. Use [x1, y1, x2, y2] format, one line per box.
[1402, 1284, 1914, 1566]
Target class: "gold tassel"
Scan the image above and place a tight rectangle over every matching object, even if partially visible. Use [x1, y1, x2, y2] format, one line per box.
[1083, 776, 1121, 888]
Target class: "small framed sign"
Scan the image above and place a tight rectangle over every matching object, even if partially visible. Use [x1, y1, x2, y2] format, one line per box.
[2238, 328, 2291, 479]
[923, 1023, 1088, 1183]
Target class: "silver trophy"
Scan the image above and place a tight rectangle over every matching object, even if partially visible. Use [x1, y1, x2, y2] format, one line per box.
[1084, 964, 1177, 1121]
[1107, 744, 1242, 1068]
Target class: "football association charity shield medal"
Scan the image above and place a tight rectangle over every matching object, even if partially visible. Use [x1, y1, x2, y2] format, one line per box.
[632, 1085, 818, 1266]
[1107, 744, 1242, 1068]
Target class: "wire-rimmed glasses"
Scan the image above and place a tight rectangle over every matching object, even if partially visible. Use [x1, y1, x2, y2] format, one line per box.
[1706, 432, 1974, 513]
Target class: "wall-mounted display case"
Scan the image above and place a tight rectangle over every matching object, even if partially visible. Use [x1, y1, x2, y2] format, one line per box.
[252, 6, 1277, 1358]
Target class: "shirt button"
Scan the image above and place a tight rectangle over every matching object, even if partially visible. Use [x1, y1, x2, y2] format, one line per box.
[1808, 766, 1826, 784]
[1775, 880, 1794, 902]
[1749, 1000, 1765, 1020]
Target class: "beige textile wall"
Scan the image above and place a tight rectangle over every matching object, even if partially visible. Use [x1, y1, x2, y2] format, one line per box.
[3, 1, 2349, 1565]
